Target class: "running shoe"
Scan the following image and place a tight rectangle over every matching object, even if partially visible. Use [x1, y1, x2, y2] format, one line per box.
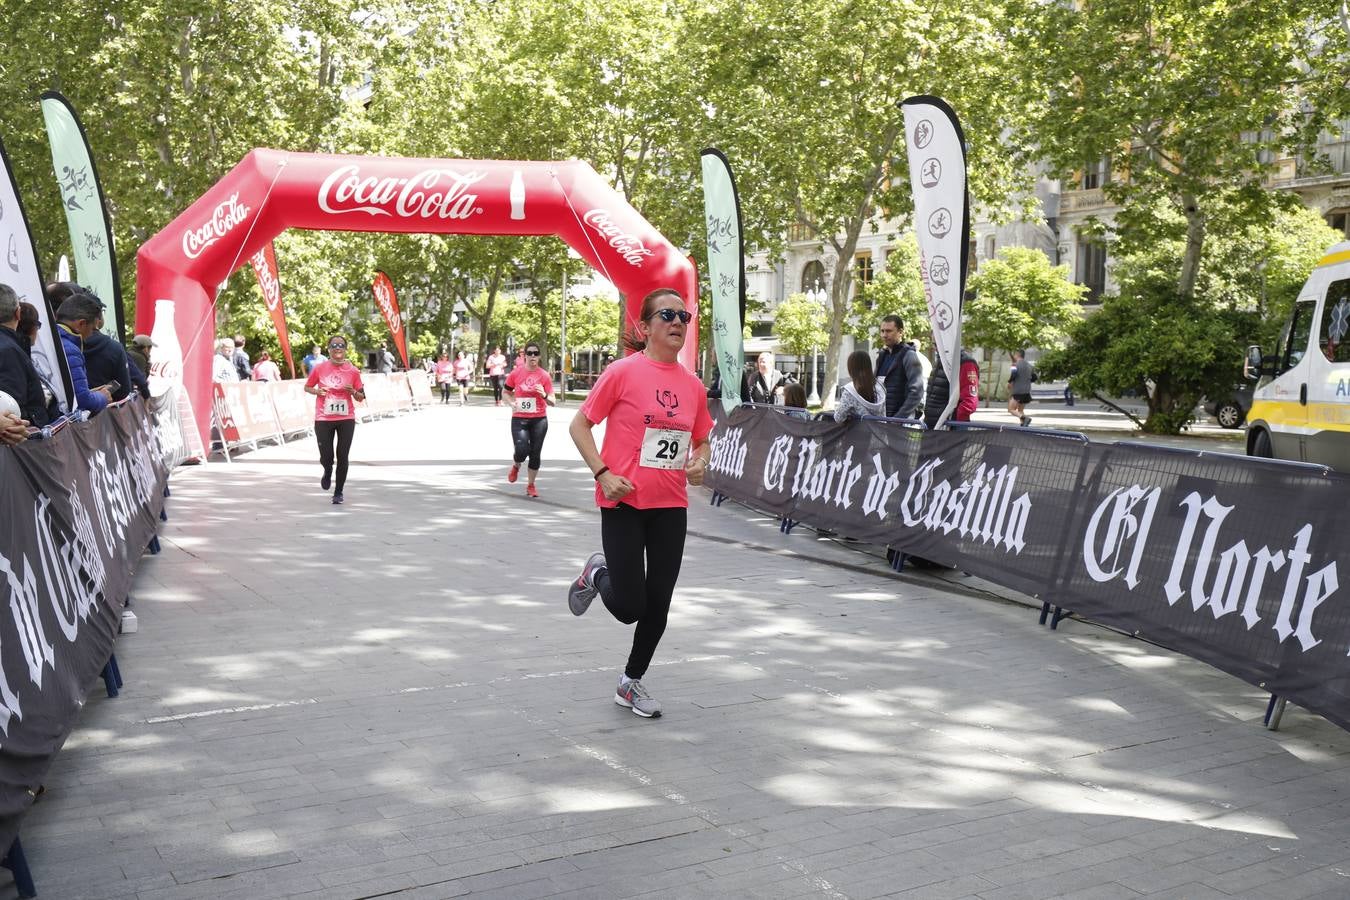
[507, 464, 519, 483]
[321, 468, 332, 490]
[615, 678, 661, 718]
[526, 483, 539, 498]
[568, 552, 606, 616]
[1022, 416, 1032, 427]
[332, 492, 344, 505]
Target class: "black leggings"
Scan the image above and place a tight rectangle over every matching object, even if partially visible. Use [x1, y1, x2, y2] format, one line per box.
[490, 375, 504, 403]
[439, 382, 451, 402]
[596, 505, 687, 680]
[510, 416, 548, 470]
[315, 419, 355, 492]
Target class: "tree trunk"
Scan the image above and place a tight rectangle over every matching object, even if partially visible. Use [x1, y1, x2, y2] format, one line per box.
[476, 263, 503, 366]
[1178, 192, 1206, 300]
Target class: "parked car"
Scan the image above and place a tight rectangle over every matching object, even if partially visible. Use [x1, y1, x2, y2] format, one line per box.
[1205, 384, 1254, 429]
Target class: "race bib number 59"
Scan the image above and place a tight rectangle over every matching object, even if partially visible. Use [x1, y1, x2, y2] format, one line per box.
[515, 396, 538, 414]
[640, 428, 688, 469]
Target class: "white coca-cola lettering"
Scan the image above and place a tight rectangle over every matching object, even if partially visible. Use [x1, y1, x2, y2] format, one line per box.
[374, 280, 402, 335]
[582, 209, 655, 267]
[318, 165, 485, 220]
[182, 193, 250, 259]
[250, 249, 281, 312]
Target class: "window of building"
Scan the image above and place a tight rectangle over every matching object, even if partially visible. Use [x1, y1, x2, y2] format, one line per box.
[750, 321, 774, 339]
[985, 236, 996, 261]
[1319, 279, 1350, 363]
[1327, 211, 1349, 237]
[854, 253, 873, 289]
[1076, 241, 1107, 302]
[1081, 157, 1111, 190]
[801, 260, 826, 293]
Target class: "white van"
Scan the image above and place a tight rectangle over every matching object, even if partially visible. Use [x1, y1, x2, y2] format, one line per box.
[1245, 240, 1350, 470]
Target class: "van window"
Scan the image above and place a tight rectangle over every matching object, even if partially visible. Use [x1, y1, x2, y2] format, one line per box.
[1319, 279, 1350, 363]
[1276, 299, 1316, 374]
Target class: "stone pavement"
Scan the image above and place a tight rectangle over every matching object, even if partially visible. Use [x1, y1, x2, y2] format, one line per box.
[19, 401, 1350, 900]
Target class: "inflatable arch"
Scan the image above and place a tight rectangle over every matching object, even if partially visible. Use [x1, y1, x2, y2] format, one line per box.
[135, 149, 699, 447]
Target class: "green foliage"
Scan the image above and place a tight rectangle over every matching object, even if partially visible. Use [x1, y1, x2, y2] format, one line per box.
[964, 247, 1084, 357]
[772, 293, 829, 367]
[486, 290, 620, 358]
[850, 234, 928, 348]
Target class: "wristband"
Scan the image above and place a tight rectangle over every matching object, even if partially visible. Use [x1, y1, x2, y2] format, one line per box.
[594, 466, 609, 480]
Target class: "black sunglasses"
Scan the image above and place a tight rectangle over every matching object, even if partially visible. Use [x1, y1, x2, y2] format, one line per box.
[524, 349, 541, 356]
[653, 308, 692, 324]
[328, 341, 347, 350]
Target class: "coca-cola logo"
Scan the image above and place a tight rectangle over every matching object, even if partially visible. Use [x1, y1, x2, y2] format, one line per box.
[250, 249, 281, 312]
[318, 165, 485, 220]
[373, 279, 401, 335]
[183, 193, 250, 260]
[582, 209, 655, 267]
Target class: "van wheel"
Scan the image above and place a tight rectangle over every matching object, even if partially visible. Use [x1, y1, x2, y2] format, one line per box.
[1251, 429, 1273, 459]
[1215, 402, 1244, 429]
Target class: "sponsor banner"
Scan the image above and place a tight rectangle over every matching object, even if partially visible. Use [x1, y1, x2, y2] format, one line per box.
[0, 135, 74, 413]
[900, 96, 969, 428]
[212, 382, 281, 448]
[407, 369, 434, 406]
[359, 373, 398, 418]
[388, 372, 413, 411]
[371, 272, 409, 369]
[269, 379, 313, 435]
[0, 400, 168, 850]
[706, 404, 1350, 732]
[40, 91, 126, 344]
[248, 242, 295, 378]
[700, 149, 746, 413]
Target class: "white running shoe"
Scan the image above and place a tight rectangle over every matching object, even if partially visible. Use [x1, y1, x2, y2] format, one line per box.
[615, 678, 662, 718]
[568, 552, 605, 616]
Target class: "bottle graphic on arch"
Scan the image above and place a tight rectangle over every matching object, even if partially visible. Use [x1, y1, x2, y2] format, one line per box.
[509, 170, 526, 220]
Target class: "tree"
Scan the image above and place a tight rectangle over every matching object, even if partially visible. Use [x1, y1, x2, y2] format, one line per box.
[963, 247, 1084, 356]
[849, 234, 928, 347]
[772, 293, 828, 394]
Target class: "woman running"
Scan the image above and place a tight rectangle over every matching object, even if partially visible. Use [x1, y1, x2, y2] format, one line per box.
[503, 342, 555, 498]
[567, 289, 712, 718]
[453, 350, 473, 406]
[486, 345, 508, 406]
[304, 335, 366, 505]
[434, 352, 454, 404]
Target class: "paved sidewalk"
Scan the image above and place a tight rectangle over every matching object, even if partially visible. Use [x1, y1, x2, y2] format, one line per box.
[20, 404, 1350, 899]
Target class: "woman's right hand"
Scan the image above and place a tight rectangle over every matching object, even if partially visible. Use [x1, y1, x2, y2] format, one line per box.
[598, 470, 634, 502]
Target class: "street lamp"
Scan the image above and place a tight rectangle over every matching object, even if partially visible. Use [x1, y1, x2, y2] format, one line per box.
[806, 278, 826, 406]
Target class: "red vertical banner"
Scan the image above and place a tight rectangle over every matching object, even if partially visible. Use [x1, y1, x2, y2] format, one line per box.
[249, 242, 296, 377]
[372, 271, 409, 369]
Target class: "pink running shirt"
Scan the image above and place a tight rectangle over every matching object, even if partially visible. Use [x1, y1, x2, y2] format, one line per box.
[306, 360, 364, 422]
[487, 353, 507, 377]
[453, 358, 473, 381]
[434, 361, 454, 384]
[505, 367, 552, 419]
[581, 353, 712, 510]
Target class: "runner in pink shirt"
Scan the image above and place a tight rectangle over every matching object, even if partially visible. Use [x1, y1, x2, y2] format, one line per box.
[567, 289, 711, 718]
[503, 342, 555, 498]
[433, 352, 454, 404]
[304, 335, 366, 505]
[486, 346, 508, 406]
[452, 351, 473, 406]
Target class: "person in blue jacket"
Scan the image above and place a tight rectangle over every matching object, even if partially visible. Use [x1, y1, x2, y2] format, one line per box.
[54, 292, 111, 415]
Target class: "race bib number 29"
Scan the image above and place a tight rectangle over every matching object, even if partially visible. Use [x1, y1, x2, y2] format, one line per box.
[640, 428, 688, 469]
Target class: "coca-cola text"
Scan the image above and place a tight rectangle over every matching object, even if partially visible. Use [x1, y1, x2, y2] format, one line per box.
[582, 209, 655, 267]
[182, 193, 250, 260]
[319, 165, 485, 220]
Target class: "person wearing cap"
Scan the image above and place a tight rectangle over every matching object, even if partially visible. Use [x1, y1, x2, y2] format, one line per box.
[127, 334, 153, 375]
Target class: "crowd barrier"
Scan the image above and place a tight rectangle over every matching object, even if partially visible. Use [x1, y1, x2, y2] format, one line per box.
[705, 402, 1350, 733]
[210, 374, 419, 459]
[0, 399, 170, 895]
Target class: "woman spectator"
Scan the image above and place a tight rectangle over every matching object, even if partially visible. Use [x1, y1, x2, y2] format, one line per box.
[833, 350, 885, 421]
[780, 382, 812, 419]
[252, 351, 281, 382]
[747, 352, 783, 404]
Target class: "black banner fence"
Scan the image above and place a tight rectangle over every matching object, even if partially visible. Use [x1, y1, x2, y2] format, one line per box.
[705, 404, 1350, 732]
[0, 401, 169, 852]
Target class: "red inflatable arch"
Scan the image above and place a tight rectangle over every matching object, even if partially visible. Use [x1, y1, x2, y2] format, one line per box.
[135, 149, 698, 447]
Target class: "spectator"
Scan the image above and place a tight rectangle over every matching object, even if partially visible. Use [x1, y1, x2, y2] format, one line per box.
[834, 350, 885, 421]
[875, 314, 924, 419]
[232, 335, 252, 381]
[53, 291, 110, 415]
[748, 351, 784, 404]
[780, 382, 811, 419]
[82, 298, 135, 402]
[127, 334, 153, 375]
[379, 346, 396, 374]
[0, 283, 50, 426]
[302, 344, 326, 374]
[923, 349, 980, 430]
[0, 409, 27, 446]
[16, 301, 59, 419]
[213, 338, 238, 382]
[252, 351, 281, 382]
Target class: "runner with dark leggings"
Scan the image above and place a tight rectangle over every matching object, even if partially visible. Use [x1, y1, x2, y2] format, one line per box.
[304, 335, 365, 505]
[503, 342, 555, 498]
[568, 289, 712, 718]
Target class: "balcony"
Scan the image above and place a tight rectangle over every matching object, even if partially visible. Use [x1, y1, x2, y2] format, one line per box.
[1060, 188, 1109, 214]
[786, 223, 815, 243]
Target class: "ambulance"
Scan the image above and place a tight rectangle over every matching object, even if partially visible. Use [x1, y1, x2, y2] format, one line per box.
[1245, 240, 1350, 470]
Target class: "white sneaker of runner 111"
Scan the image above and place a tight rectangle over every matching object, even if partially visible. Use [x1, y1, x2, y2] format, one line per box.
[568, 552, 605, 616]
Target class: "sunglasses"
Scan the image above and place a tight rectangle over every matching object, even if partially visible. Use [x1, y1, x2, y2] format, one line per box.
[653, 308, 692, 324]
[328, 341, 347, 350]
[524, 350, 541, 357]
